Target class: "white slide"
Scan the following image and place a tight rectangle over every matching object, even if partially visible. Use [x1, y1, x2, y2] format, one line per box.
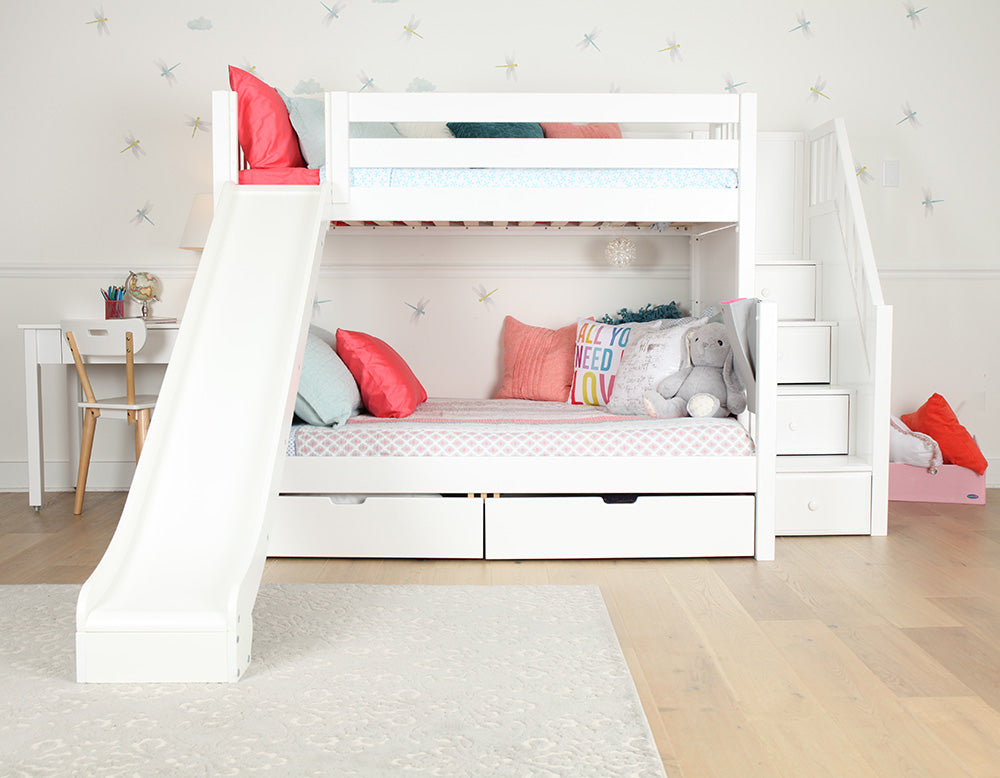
[76, 183, 328, 682]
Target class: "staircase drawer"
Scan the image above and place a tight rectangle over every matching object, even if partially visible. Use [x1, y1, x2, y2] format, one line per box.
[755, 264, 817, 320]
[776, 472, 871, 534]
[777, 393, 849, 454]
[777, 324, 832, 383]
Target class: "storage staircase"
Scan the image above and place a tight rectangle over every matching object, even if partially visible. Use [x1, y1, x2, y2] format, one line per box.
[756, 121, 892, 536]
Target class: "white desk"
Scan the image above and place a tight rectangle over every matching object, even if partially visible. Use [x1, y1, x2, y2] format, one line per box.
[20, 321, 179, 508]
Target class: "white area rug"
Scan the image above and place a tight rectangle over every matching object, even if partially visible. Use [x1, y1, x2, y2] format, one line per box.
[1, 584, 666, 776]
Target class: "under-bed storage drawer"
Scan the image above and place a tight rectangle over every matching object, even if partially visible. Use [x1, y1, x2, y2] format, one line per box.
[485, 495, 756, 559]
[268, 495, 483, 558]
[775, 472, 871, 535]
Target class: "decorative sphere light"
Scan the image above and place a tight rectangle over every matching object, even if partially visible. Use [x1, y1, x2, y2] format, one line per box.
[605, 236, 637, 267]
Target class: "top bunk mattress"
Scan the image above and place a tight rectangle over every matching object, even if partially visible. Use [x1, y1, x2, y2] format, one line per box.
[342, 168, 738, 189]
[288, 398, 754, 458]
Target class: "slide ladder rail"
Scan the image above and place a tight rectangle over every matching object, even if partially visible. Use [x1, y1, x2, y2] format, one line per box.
[76, 183, 327, 682]
[807, 119, 893, 535]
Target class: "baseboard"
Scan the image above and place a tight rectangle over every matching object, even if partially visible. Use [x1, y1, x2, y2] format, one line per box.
[0, 460, 136, 492]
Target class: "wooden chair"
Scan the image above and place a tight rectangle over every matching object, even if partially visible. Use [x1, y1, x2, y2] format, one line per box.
[62, 319, 158, 516]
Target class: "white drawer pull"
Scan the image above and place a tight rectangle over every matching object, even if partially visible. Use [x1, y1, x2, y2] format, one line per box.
[807, 500, 819, 511]
[761, 287, 771, 298]
[788, 421, 799, 431]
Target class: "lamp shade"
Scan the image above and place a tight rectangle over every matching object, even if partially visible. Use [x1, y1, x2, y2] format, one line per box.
[179, 193, 214, 250]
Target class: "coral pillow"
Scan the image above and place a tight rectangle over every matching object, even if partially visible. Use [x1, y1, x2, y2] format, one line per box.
[540, 123, 622, 139]
[336, 330, 427, 418]
[495, 316, 576, 402]
[229, 66, 305, 169]
[901, 394, 988, 475]
[239, 168, 320, 185]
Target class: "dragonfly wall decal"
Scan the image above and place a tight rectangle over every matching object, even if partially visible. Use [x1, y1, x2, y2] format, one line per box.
[789, 11, 813, 36]
[358, 71, 376, 91]
[86, 8, 109, 35]
[897, 102, 919, 127]
[402, 16, 423, 40]
[155, 59, 180, 86]
[131, 203, 155, 227]
[659, 36, 681, 62]
[724, 75, 748, 93]
[185, 116, 211, 138]
[405, 298, 429, 324]
[922, 188, 943, 215]
[809, 77, 831, 101]
[496, 55, 518, 81]
[321, 2, 344, 25]
[120, 133, 145, 158]
[578, 28, 601, 52]
[474, 285, 498, 310]
[904, 2, 928, 27]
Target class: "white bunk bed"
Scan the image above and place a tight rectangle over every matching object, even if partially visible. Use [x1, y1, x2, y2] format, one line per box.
[211, 89, 777, 562]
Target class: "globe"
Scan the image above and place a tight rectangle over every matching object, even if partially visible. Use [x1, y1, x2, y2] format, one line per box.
[126, 271, 162, 319]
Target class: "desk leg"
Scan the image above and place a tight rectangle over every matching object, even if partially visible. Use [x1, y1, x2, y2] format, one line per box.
[23, 330, 44, 509]
[67, 370, 82, 487]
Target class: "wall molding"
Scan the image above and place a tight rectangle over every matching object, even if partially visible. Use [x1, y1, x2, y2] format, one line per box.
[0, 262, 690, 282]
[879, 267, 1000, 281]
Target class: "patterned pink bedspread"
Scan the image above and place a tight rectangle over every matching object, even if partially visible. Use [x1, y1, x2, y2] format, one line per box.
[291, 398, 755, 458]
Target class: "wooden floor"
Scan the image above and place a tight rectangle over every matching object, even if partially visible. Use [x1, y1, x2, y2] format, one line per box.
[2, 491, 999, 777]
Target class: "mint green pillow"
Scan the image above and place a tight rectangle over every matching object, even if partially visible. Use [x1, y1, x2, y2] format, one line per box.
[278, 90, 325, 168]
[295, 329, 361, 426]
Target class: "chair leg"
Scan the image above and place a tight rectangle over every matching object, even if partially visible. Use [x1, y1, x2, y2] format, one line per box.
[74, 409, 99, 516]
[134, 409, 150, 461]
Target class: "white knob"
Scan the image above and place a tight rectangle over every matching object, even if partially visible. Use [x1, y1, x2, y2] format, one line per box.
[788, 421, 799, 431]
[761, 287, 771, 298]
[807, 500, 819, 511]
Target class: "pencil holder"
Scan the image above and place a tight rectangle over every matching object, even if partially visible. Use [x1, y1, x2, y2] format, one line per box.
[105, 299, 125, 319]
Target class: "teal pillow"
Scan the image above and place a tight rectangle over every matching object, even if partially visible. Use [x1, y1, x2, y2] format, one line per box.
[446, 122, 544, 139]
[278, 90, 325, 168]
[295, 329, 361, 426]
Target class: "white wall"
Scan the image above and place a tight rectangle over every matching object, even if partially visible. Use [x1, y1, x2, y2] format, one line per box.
[2, 0, 998, 490]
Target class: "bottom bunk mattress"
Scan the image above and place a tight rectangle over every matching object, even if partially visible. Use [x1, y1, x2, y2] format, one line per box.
[287, 398, 756, 458]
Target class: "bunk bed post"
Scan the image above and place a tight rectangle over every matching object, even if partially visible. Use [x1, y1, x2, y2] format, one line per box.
[327, 92, 351, 204]
[211, 90, 238, 208]
[737, 93, 758, 299]
[753, 299, 778, 560]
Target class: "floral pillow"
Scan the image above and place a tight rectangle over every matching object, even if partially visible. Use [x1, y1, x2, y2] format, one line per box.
[605, 313, 711, 416]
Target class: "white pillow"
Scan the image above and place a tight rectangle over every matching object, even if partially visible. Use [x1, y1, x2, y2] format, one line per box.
[606, 314, 709, 416]
[889, 415, 943, 470]
[392, 122, 454, 138]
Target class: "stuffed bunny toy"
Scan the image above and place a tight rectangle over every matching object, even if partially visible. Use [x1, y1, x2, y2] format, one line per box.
[643, 321, 746, 418]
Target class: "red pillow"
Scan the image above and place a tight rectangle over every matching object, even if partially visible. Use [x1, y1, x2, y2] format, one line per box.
[540, 123, 622, 139]
[336, 330, 427, 418]
[239, 168, 320, 185]
[495, 316, 576, 402]
[228, 66, 305, 169]
[901, 393, 987, 475]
